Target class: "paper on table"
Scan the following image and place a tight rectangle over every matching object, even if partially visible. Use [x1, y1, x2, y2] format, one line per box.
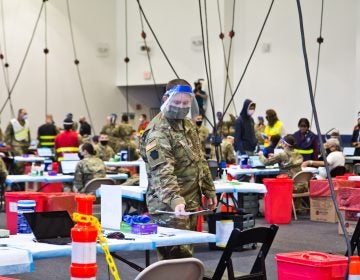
[101, 185, 122, 230]
[155, 209, 213, 216]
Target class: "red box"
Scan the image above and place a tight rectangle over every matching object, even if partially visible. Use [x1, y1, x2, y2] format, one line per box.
[310, 179, 355, 197]
[276, 251, 347, 280]
[337, 188, 360, 210]
[5, 192, 77, 235]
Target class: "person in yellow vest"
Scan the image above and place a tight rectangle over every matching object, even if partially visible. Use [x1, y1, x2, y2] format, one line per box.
[263, 109, 286, 147]
[5, 108, 31, 176]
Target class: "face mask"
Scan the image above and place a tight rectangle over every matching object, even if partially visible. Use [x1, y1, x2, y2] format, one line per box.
[247, 109, 255, 116]
[164, 106, 190, 119]
[78, 152, 84, 160]
[22, 115, 28, 120]
[196, 120, 203, 127]
[100, 141, 108, 146]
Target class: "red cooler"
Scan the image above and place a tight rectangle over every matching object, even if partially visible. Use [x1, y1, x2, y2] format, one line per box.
[263, 178, 293, 224]
[276, 251, 347, 280]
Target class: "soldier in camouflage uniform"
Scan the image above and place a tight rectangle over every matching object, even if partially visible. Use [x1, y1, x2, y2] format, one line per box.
[94, 134, 115, 161]
[5, 109, 31, 177]
[100, 113, 118, 152]
[140, 79, 217, 260]
[112, 114, 134, 153]
[221, 136, 236, 164]
[194, 114, 209, 154]
[73, 143, 106, 193]
[259, 134, 303, 183]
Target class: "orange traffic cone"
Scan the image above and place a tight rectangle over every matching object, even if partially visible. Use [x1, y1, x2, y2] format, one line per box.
[70, 195, 98, 280]
[218, 193, 237, 213]
[349, 256, 360, 279]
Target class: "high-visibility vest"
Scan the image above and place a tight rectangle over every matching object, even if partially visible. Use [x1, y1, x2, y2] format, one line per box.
[10, 119, 29, 141]
[39, 135, 56, 147]
[264, 120, 283, 147]
[295, 148, 314, 155]
[56, 146, 79, 161]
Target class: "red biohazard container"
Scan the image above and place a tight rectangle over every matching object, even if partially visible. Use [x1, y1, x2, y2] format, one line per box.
[5, 192, 77, 235]
[276, 251, 347, 280]
[263, 178, 293, 224]
[5, 192, 47, 234]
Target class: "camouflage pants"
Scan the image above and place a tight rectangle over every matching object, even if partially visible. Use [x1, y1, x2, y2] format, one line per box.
[153, 213, 198, 260]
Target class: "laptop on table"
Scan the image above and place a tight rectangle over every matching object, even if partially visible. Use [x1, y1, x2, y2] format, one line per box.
[37, 147, 54, 158]
[60, 160, 79, 175]
[23, 211, 74, 245]
[248, 155, 265, 169]
[343, 147, 355, 156]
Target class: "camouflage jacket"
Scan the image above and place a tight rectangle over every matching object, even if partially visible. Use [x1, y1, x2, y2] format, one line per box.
[259, 148, 303, 178]
[73, 155, 106, 192]
[139, 113, 216, 213]
[221, 140, 236, 164]
[94, 143, 115, 161]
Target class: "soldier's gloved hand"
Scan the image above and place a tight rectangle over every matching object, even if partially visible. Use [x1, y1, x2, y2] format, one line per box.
[204, 196, 218, 211]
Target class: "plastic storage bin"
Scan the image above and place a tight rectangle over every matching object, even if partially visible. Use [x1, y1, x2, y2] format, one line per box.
[276, 251, 347, 280]
[263, 178, 293, 224]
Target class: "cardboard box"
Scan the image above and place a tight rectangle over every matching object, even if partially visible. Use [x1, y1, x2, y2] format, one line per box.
[310, 197, 338, 223]
[338, 210, 359, 235]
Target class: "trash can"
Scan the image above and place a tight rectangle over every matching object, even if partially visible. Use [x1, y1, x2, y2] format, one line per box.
[263, 178, 293, 224]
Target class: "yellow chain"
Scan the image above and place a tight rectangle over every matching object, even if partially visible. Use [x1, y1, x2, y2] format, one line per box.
[72, 212, 121, 280]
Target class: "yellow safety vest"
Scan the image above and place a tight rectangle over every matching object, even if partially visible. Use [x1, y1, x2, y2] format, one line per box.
[39, 135, 56, 147]
[10, 119, 29, 142]
[264, 120, 283, 147]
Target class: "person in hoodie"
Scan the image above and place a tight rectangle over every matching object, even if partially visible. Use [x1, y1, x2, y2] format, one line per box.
[234, 99, 258, 159]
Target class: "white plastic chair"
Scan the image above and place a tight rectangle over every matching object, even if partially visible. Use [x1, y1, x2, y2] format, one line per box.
[134, 257, 205, 280]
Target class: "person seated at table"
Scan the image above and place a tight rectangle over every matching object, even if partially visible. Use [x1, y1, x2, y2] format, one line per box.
[94, 133, 115, 161]
[302, 138, 345, 179]
[261, 134, 281, 158]
[73, 143, 106, 193]
[258, 134, 303, 180]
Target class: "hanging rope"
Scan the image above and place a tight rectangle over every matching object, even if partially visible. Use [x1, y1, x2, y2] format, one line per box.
[217, 0, 237, 116]
[221, 0, 275, 121]
[0, 0, 14, 117]
[138, 7, 162, 104]
[136, 0, 179, 78]
[310, 0, 325, 128]
[295, 0, 351, 276]
[197, 0, 215, 131]
[124, 0, 129, 115]
[0, 1, 45, 115]
[44, 0, 49, 116]
[65, 0, 96, 134]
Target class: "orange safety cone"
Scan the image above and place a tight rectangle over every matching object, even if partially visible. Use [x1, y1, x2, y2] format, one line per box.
[70, 195, 98, 280]
[218, 193, 237, 213]
[349, 256, 360, 279]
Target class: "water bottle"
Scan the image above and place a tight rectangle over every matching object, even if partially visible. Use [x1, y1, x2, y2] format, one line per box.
[17, 200, 36, 234]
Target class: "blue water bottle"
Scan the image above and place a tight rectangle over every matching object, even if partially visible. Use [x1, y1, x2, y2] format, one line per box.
[17, 200, 36, 234]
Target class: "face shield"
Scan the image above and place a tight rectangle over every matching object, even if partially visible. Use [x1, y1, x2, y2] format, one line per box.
[160, 85, 199, 120]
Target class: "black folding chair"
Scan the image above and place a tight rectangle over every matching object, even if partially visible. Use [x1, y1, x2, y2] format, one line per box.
[204, 224, 279, 280]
